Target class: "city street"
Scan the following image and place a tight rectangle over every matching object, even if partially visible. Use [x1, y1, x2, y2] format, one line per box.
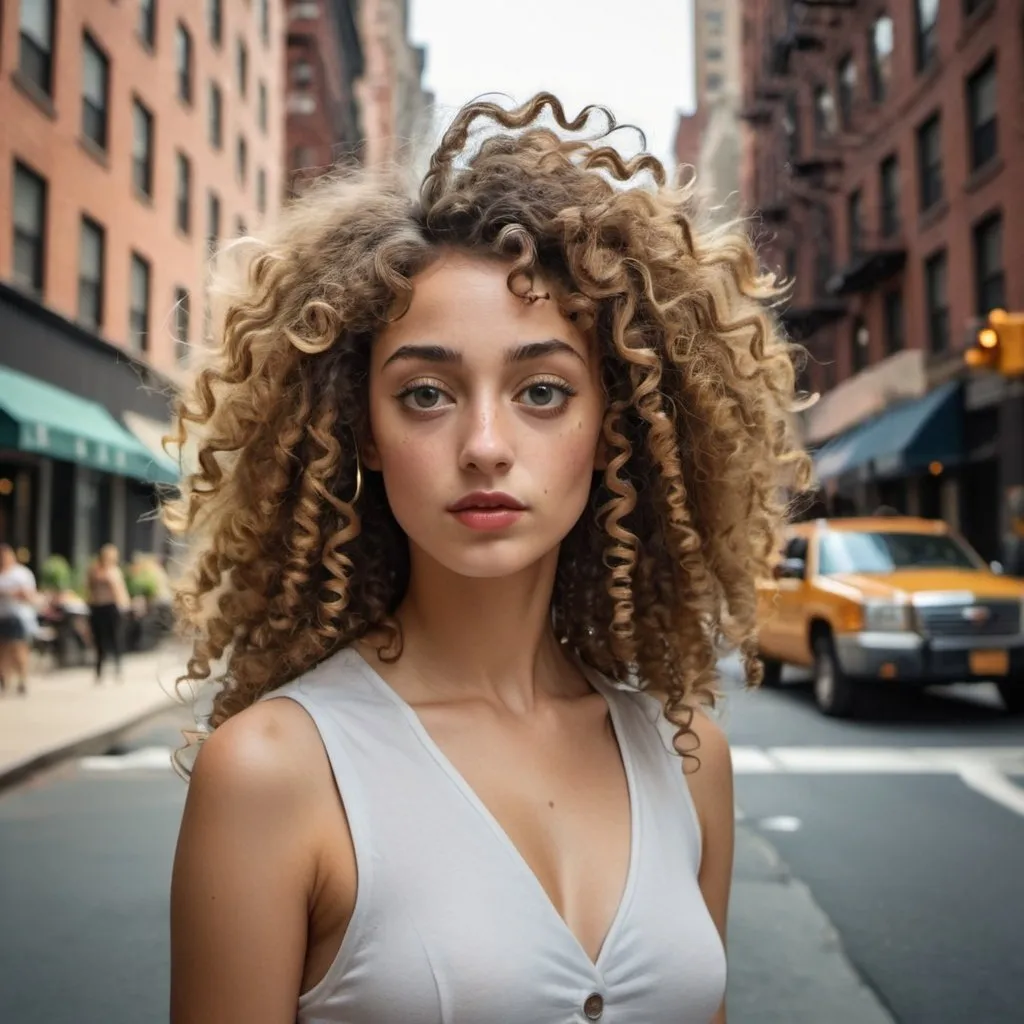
[1, 670, 1022, 1023]
[723, 666, 1024, 1024]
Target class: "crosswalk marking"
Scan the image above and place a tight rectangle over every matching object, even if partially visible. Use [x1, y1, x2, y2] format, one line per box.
[731, 745, 1024, 818]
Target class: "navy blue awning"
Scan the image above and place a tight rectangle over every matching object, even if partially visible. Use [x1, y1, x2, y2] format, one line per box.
[813, 381, 963, 483]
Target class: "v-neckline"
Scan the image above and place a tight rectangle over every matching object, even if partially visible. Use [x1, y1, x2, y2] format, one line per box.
[349, 649, 641, 975]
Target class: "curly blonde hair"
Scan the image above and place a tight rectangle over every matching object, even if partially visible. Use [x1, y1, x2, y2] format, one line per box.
[166, 93, 808, 746]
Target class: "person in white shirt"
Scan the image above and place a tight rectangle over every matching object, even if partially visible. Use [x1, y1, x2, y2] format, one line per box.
[0, 543, 38, 695]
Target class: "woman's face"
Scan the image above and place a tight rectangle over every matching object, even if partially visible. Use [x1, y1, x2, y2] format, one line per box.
[367, 253, 605, 580]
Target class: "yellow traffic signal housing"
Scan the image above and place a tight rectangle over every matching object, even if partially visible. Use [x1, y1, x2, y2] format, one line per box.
[964, 309, 1024, 376]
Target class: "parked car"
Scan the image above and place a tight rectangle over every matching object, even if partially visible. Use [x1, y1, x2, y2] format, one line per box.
[757, 516, 1024, 717]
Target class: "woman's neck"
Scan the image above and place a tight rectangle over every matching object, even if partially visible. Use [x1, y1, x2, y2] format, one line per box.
[386, 546, 582, 712]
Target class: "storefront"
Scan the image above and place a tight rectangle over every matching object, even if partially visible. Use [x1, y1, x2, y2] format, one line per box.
[0, 283, 179, 573]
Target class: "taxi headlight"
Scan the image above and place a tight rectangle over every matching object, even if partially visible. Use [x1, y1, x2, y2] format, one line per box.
[862, 601, 912, 632]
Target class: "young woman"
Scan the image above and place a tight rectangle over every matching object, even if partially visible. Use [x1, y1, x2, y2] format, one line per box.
[86, 544, 130, 682]
[0, 543, 38, 696]
[168, 94, 807, 1024]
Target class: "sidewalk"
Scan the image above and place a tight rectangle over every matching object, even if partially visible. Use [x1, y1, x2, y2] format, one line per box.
[728, 822, 894, 1024]
[0, 644, 188, 789]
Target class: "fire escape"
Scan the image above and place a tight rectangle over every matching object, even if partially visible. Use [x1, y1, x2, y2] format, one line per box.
[741, 0, 861, 342]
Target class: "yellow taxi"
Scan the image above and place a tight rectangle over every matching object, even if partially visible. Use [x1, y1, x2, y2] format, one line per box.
[757, 516, 1024, 717]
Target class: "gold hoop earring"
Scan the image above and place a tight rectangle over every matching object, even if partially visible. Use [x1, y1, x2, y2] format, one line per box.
[347, 449, 363, 506]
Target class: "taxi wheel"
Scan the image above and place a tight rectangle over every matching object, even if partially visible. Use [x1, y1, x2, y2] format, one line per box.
[996, 681, 1024, 715]
[812, 633, 857, 718]
[759, 656, 783, 687]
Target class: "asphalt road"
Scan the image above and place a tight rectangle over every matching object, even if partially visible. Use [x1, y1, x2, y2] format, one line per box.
[722, 667, 1024, 1024]
[1, 674, 1022, 1023]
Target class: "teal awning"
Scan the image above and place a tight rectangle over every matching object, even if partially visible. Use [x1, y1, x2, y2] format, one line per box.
[814, 382, 963, 483]
[0, 364, 178, 485]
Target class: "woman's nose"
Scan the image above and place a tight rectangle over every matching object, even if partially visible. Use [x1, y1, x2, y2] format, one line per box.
[458, 403, 514, 475]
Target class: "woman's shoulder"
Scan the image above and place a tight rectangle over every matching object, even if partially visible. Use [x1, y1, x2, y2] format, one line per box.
[188, 698, 333, 820]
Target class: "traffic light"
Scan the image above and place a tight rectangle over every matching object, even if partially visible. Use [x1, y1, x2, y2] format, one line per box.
[964, 309, 1024, 376]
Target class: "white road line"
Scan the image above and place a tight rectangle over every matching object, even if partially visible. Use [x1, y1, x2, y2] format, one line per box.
[957, 764, 1024, 818]
[79, 746, 174, 772]
[731, 745, 1024, 818]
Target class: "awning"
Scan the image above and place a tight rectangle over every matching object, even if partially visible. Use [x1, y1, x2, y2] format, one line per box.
[123, 411, 193, 481]
[0, 364, 178, 485]
[813, 381, 963, 483]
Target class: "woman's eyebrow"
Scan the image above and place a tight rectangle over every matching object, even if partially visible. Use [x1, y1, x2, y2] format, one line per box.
[381, 338, 586, 369]
[382, 344, 462, 367]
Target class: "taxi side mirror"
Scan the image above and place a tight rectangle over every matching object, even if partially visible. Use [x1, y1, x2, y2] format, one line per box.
[990, 560, 1004, 575]
[774, 557, 806, 580]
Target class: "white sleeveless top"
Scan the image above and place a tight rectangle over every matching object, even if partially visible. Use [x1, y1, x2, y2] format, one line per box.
[265, 647, 727, 1023]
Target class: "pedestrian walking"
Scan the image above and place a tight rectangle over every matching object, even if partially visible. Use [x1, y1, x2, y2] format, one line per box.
[0, 543, 38, 696]
[86, 544, 130, 683]
[167, 93, 806, 1024]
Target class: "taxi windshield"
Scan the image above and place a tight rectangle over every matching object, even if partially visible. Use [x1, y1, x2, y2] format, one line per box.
[818, 531, 980, 575]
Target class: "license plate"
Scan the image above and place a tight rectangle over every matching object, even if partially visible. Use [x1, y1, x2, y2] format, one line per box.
[969, 649, 1009, 677]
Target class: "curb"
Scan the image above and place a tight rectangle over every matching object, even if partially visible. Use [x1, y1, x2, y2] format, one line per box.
[0, 696, 177, 793]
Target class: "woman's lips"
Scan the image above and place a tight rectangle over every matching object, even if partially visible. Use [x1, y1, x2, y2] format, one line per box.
[451, 508, 525, 531]
[447, 492, 527, 531]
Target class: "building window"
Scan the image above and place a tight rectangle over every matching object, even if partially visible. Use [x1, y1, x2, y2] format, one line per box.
[176, 22, 194, 104]
[176, 152, 192, 234]
[852, 318, 870, 375]
[208, 81, 223, 149]
[78, 217, 105, 331]
[916, 113, 943, 211]
[139, 0, 157, 50]
[129, 253, 151, 353]
[290, 1, 321, 18]
[883, 290, 904, 356]
[133, 99, 155, 198]
[869, 15, 894, 102]
[838, 54, 857, 129]
[880, 155, 900, 237]
[259, 0, 270, 46]
[258, 81, 269, 132]
[963, 0, 988, 14]
[706, 9, 724, 29]
[207, 190, 221, 252]
[706, 72, 723, 92]
[813, 207, 834, 294]
[19, 0, 56, 96]
[207, 0, 223, 46]
[292, 60, 314, 86]
[237, 135, 248, 185]
[174, 287, 191, 363]
[12, 162, 47, 295]
[966, 56, 998, 171]
[847, 190, 864, 258]
[783, 93, 800, 162]
[973, 213, 1004, 316]
[237, 38, 249, 98]
[814, 85, 837, 141]
[257, 167, 267, 215]
[236, 216, 247, 237]
[915, 0, 939, 72]
[82, 34, 110, 150]
[705, 47, 723, 61]
[924, 250, 949, 353]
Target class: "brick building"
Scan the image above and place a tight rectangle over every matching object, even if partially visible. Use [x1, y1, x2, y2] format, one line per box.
[285, 0, 364, 185]
[742, 0, 1023, 563]
[357, 0, 433, 169]
[674, 0, 745, 214]
[0, 0, 284, 572]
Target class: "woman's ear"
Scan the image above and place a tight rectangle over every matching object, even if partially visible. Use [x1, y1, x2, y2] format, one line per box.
[361, 436, 382, 472]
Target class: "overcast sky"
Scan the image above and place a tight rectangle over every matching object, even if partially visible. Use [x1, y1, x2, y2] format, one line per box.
[408, 0, 696, 169]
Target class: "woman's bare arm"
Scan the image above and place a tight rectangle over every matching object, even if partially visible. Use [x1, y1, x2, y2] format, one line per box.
[170, 701, 325, 1023]
[686, 708, 736, 1024]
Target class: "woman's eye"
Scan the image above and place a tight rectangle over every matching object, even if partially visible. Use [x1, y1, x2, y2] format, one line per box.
[400, 385, 450, 410]
[517, 382, 571, 410]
